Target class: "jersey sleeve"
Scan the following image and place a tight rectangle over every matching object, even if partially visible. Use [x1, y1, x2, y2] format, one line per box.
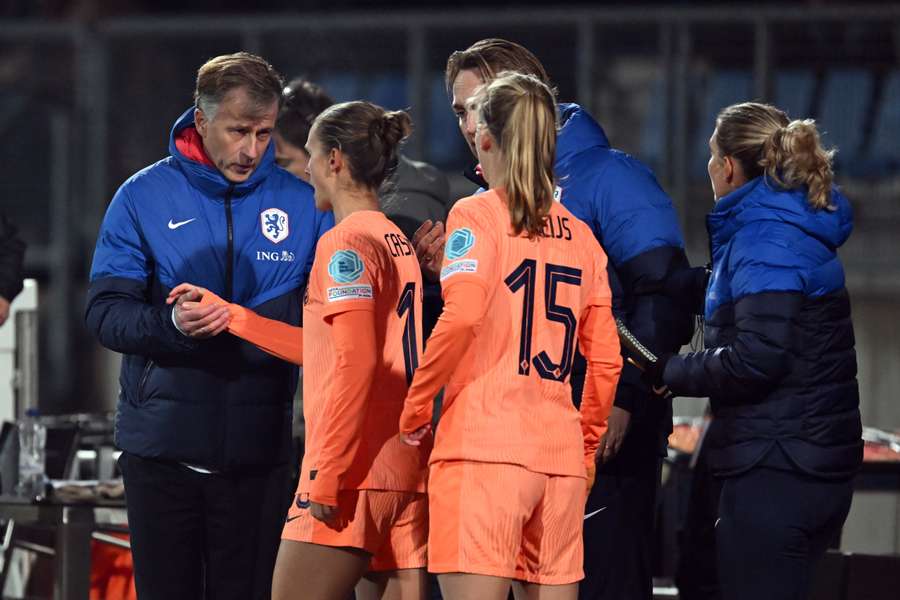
[400, 280, 487, 434]
[578, 237, 621, 466]
[197, 290, 303, 365]
[439, 202, 499, 295]
[310, 308, 379, 505]
[578, 303, 622, 467]
[315, 229, 379, 319]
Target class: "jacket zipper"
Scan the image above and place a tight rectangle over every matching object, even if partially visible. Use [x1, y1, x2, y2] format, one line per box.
[225, 185, 235, 301]
[222, 185, 236, 469]
[138, 360, 154, 404]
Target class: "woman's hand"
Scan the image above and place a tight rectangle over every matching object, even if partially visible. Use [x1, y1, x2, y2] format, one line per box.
[166, 283, 209, 305]
[310, 501, 338, 524]
[400, 424, 432, 446]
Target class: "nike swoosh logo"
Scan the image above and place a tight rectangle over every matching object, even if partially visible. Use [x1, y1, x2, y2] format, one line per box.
[168, 218, 196, 230]
[285, 514, 303, 523]
[584, 506, 608, 520]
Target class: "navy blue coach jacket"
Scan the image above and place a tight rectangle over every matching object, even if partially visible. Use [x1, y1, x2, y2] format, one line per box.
[664, 177, 862, 479]
[86, 107, 333, 470]
[556, 103, 695, 420]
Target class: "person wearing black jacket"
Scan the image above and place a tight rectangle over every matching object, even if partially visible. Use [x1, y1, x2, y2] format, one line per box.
[646, 102, 862, 600]
[0, 213, 26, 327]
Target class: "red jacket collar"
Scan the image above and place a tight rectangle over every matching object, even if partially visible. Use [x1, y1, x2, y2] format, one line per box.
[175, 126, 214, 167]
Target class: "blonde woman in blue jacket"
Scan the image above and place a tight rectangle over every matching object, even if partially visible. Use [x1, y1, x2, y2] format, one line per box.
[647, 102, 862, 600]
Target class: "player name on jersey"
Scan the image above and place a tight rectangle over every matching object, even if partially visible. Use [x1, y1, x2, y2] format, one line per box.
[384, 233, 415, 258]
[541, 215, 572, 241]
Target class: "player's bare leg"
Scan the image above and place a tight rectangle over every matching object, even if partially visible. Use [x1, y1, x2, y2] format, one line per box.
[513, 580, 579, 600]
[438, 573, 511, 600]
[356, 567, 428, 600]
[271, 539, 370, 600]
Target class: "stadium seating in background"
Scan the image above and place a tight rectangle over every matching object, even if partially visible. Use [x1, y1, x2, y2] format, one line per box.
[317, 73, 359, 103]
[318, 72, 408, 111]
[426, 73, 468, 167]
[774, 69, 816, 121]
[818, 69, 873, 174]
[692, 69, 753, 178]
[367, 72, 408, 110]
[862, 69, 900, 176]
[639, 75, 667, 173]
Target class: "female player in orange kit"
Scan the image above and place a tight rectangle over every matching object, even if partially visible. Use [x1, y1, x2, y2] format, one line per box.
[399, 72, 623, 600]
[168, 101, 429, 600]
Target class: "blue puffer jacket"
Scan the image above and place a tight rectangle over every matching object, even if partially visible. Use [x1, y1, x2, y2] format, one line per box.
[664, 177, 862, 479]
[86, 107, 333, 470]
[556, 104, 695, 420]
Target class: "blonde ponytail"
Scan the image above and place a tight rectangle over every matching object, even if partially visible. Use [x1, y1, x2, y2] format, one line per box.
[477, 71, 557, 237]
[761, 119, 835, 210]
[715, 102, 836, 210]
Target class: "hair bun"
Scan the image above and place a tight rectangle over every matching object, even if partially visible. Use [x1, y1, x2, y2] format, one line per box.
[381, 111, 413, 147]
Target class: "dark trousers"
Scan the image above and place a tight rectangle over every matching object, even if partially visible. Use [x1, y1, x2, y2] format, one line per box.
[580, 422, 663, 600]
[674, 428, 723, 600]
[119, 451, 292, 600]
[716, 467, 853, 600]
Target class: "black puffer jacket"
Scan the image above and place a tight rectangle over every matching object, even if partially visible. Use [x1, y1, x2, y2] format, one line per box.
[664, 177, 862, 480]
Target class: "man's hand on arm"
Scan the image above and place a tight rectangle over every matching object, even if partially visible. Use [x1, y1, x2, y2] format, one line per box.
[412, 220, 445, 283]
[168, 286, 230, 339]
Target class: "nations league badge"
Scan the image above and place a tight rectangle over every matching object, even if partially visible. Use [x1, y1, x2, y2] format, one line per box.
[260, 208, 289, 244]
[328, 249, 364, 283]
[446, 227, 475, 259]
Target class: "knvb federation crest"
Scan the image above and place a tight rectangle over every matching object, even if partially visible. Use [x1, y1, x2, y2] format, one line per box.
[260, 208, 289, 244]
[328, 249, 364, 283]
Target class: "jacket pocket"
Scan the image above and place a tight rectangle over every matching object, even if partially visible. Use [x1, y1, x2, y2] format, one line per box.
[137, 360, 155, 406]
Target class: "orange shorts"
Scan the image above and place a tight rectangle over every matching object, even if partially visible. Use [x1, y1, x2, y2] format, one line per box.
[427, 460, 585, 585]
[282, 489, 427, 572]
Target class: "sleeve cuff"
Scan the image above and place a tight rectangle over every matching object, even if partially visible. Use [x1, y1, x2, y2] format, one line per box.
[399, 405, 432, 435]
[309, 473, 340, 506]
[171, 305, 189, 336]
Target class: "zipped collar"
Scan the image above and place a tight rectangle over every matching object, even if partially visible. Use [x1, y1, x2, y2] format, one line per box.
[168, 107, 276, 199]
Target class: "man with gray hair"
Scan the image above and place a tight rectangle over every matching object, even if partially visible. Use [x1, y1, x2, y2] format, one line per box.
[86, 52, 332, 600]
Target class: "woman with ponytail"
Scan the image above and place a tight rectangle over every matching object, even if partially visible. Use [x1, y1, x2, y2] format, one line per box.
[169, 102, 430, 600]
[399, 72, 622, 600]
[645, 102, 862, 600]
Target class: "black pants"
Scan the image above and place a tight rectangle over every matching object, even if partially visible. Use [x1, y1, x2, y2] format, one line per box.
[716, 467, 853, 600]
[580, 422, 663, 600]
[119, 451, 292, 600]
[674, 427, 723, 600]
